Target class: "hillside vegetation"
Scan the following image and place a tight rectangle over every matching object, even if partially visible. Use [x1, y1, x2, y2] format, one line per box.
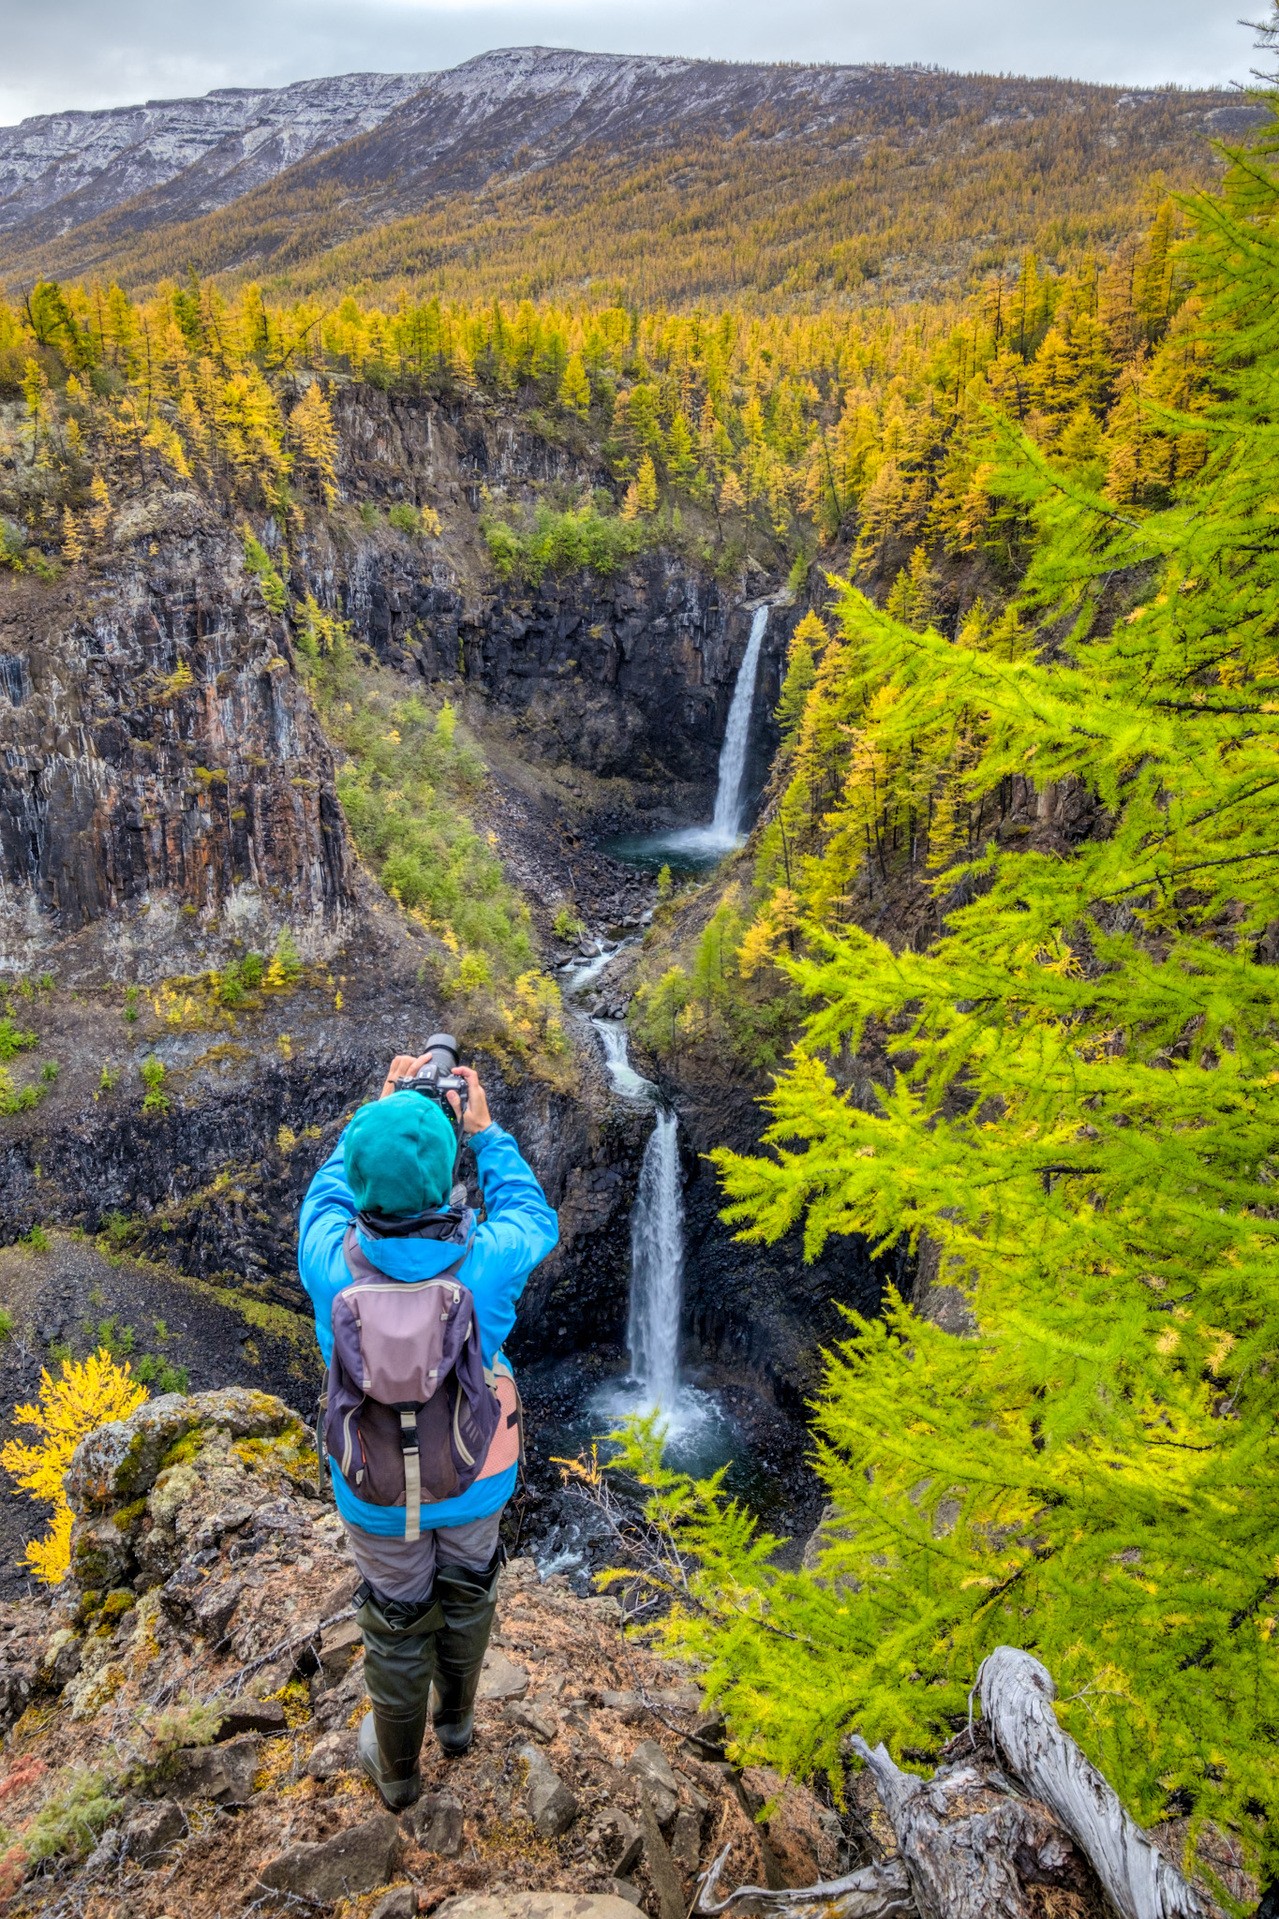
[0, 66, 1253, 308]
[619, 92, 1279, 1902]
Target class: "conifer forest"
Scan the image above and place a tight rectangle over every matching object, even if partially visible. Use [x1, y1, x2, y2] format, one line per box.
[0, 12, 1276, 1918]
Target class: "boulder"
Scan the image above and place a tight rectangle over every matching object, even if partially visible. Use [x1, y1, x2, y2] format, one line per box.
[168, 1734, 260, 1806]
[372, 1890, 418, 1919]
[401, 1789, 464, 1857]
[478, 1649, 530, 1702]
[319, 1615, 363, 1680]
[306, 1728, 358, 1780]
[67, 1389, 298, 1513]
[521, 1744, 578, 1839]
[626, 1741, 679, 1826]
[586, 1806, 642, 1876]
[684, 1711, 727, 1759]
[216, 1696, 287, 1739]
[670, 1807, 703, 1872]
[313, 1659, 367, 1731]
[258, 1813, 400, 1902]
[123, 1798, 186, 1863]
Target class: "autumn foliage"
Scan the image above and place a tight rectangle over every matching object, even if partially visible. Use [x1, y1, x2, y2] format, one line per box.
[1, 1353, 148, 1584]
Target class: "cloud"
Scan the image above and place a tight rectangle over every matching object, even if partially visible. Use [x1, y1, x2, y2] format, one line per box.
[0, 0, 1254, 126]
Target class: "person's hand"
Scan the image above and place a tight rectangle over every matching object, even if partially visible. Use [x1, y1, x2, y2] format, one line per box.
[380, 1054, 432, 1098]
[449, 1065, 491, 1136]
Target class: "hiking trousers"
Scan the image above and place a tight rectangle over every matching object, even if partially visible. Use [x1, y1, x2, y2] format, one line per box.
[346, 1508, 505, 1789]
[343, 1511, 503, 1602]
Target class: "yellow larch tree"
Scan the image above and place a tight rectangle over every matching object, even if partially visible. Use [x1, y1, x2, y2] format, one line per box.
[1, 1351, 149, 1585]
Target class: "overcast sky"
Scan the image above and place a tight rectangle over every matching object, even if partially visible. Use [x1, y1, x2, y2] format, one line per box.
[0, 0, 1257, 127]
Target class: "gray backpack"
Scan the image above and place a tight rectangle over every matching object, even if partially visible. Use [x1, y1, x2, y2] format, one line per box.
[322, 1228, 501, 1539]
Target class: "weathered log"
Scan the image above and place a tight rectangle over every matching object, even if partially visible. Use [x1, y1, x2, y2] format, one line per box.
[697, 1843, 915, 1918]
[977, 1647, 1205, 1919]
[847, 1733, 1094, 1919]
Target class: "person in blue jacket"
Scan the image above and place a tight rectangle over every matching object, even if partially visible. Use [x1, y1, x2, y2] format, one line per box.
[299, 1051, 558, 1810]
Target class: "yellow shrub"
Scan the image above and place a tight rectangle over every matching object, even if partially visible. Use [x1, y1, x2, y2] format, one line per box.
[0, 1352, 149, 1584]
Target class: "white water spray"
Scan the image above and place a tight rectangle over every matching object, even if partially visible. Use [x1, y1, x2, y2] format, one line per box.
[588, 1020, 689, 1416]
[592, 1018, 657, 1101]
[627, 1107, 685, 1411]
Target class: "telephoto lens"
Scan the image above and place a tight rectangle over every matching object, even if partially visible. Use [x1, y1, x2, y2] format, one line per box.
[392, 1035, 469, 1122]
[423, 1033, 460, 1075]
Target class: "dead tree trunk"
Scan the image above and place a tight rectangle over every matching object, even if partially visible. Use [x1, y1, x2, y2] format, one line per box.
[977, 1646, 1206, 1919]
[697, 1645, 1208, 1919]
[847, 1731, 1100, 1919]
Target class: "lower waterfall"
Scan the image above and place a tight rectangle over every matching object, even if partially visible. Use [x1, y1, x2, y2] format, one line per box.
[626, 1106, 685, 1412]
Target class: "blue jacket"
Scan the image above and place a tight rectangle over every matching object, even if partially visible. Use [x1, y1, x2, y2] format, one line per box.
[298, 1119, 559, 1534]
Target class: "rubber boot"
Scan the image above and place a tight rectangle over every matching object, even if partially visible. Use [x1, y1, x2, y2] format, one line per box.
[430, 1552, 502, 1758]
[355, 1585, 444, 1810]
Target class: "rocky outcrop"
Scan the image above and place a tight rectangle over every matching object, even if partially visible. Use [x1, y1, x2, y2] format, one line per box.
[0, 1390, 847, 1916]
[0, 492, 354, 971]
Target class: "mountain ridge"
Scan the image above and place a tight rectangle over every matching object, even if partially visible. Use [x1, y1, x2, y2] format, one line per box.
[0, 70, 431, 246]
[0, 48, 1263, 307]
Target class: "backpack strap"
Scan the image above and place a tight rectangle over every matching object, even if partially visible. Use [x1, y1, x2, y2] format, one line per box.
[399, 1405, 423, 1542]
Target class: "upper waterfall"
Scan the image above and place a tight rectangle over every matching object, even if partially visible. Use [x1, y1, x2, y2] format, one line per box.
[708, 602, 770, 846]
[600, 600, 772, 871]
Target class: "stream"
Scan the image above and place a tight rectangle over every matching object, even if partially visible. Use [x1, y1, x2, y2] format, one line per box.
[525, 601, 797, 1581]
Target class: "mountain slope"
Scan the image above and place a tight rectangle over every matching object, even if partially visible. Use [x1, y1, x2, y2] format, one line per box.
[0, 49, 1260, 306]
[0, 71, 428, 249]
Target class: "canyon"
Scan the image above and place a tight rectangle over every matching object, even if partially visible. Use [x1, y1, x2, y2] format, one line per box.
[0, 378, 874, 1594]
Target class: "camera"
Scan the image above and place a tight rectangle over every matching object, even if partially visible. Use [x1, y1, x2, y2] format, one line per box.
[392, 1032, 469, 1130]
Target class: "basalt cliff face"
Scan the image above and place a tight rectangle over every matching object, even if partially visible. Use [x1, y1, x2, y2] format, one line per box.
[0, 498, 354, 970]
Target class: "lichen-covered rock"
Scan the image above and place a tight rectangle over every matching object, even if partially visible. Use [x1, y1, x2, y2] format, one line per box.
[66, 1388, 300, 1514]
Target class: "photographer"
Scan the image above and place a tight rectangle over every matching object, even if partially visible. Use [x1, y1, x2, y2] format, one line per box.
[298, 1046, 558, 1810]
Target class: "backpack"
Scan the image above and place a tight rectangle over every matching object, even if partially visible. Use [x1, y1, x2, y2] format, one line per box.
[322, 1226, 501, 1540]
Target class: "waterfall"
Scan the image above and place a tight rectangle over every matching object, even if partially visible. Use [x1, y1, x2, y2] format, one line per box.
[627, 1107, 685, 1409]
[708, 602, 770, 846]
[592, 1017, 657, 1101]
[590, 1020, 685, 1410]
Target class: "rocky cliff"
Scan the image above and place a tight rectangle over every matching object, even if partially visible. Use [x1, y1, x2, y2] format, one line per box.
[0, 494, 354, 974]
